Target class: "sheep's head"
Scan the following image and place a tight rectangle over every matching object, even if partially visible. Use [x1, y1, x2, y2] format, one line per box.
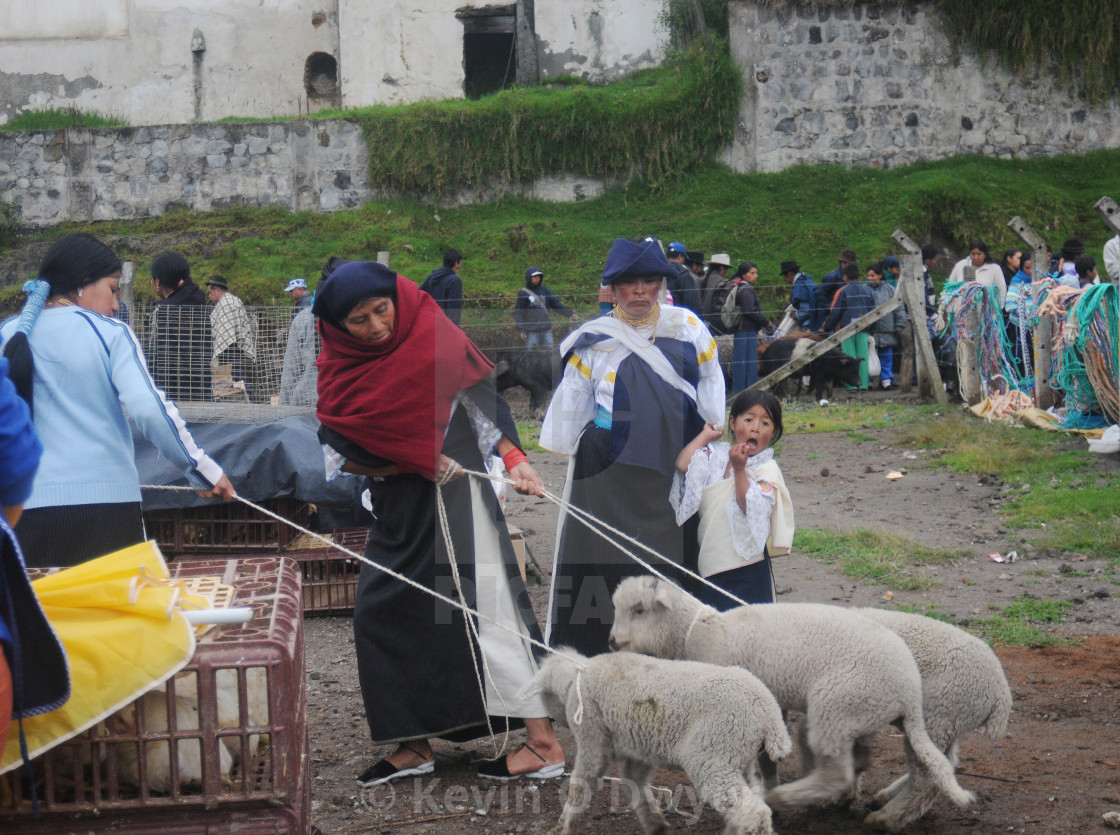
[608, 576, 690, 658]
[516, 649, 585, 728]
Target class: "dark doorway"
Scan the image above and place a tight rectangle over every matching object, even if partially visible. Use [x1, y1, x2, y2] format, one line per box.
[304, 52, 341, 112]
[458, 7, 517, 99]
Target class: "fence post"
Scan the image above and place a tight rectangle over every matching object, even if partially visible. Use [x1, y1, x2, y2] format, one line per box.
[376, 251, 390, 267]
[893, 230, 947, 404]
[1007, 216, 1053, 409]
[1094, 197, 1120, 417]
[956, 265, 986, 405]
[120, 261, 135, 312]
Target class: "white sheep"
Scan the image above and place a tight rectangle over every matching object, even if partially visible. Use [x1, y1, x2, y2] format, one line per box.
[852, 608, 1012, 830]
[608, 577, 976, 815]
[518, 648, 792, 835]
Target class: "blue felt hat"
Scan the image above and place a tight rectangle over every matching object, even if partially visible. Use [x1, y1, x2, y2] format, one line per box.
[601, 238, 677, 284]
[881, 256, 901, 269]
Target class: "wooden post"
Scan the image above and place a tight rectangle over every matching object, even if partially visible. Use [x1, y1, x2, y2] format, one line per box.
[954, 264, 985, 405]
[1007, 216, 1052, 408]
[120, 261, 135, 311]
[893, 230, 948, 405]
[1094, 196, 1120, 418]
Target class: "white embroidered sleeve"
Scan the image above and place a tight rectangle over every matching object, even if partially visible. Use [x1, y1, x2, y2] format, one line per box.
[725, 477, 777, 560]
[670, 443, 727, 525]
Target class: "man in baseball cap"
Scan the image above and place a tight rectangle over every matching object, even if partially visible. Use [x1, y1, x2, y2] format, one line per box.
[663, 242, 702, 316]
[284, 277, 312, 309]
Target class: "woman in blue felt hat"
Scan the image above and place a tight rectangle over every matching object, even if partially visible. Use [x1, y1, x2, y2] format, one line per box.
[539, 238, 726, 655]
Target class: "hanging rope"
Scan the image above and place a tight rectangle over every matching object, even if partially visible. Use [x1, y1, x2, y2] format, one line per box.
[143, 469, 755, 734]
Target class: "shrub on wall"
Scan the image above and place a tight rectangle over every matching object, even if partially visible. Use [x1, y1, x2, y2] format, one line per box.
[352, 43, 740, 196]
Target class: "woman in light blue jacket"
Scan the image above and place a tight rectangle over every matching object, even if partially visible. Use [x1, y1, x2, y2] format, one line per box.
[1, 234, 234, 567]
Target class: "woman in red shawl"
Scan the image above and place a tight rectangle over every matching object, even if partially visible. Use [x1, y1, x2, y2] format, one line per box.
[314, 262, 564, 787]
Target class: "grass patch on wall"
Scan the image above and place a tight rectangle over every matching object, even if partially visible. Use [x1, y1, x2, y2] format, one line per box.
[331, 43, 741, 196]
[1, 108, 127, 132]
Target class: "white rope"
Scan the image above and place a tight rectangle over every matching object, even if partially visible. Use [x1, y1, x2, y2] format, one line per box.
[142, 485, 587, 669]
[144, 464, 751, 736]
[682, 602, 717, 657]
[433, 478, 512, 760]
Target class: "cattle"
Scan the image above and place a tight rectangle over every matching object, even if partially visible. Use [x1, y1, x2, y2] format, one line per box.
[758, 337, 861, 401]
[490, 348, 561, 418]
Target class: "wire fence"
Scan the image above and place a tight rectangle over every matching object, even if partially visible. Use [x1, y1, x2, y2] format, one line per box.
[125, 285, 791, 422]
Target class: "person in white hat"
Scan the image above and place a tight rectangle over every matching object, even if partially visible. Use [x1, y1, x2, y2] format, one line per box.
[284, 277, 312, 309]
[700, 253, 732, 329]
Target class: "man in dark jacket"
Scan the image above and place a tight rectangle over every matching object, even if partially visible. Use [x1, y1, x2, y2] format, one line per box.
[664, 241, 703, 317]
[781, 259, 818, 330]
[820, 263, 874, 390]
[420, 248, 464, 326]
[814, 248, 858, 329]
[148, 250, 211, 402]
[514, 267, 579, 350]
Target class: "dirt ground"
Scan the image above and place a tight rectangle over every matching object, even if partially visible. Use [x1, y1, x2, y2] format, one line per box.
[307, 390, 1120, 834]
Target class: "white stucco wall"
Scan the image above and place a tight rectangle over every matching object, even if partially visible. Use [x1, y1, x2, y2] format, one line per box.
[0, 0, 338, 125]
[535, 0, 667, 81]
[336, 0, 466, 106]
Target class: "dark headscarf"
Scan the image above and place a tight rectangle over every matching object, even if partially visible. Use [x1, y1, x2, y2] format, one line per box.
[4, 233, 121, 412]
[601, 238, 676, 284]
[312, 261, 398, 330]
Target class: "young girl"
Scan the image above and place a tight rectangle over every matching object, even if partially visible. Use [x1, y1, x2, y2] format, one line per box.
[671, 390, 795, 610]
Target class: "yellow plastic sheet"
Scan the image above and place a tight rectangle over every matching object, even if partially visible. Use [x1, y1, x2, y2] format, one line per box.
[0, 541, 207, 773]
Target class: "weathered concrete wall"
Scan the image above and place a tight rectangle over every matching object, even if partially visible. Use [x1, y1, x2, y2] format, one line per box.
[0, 0, 339, 126]
[1, 1, 665, 124]
[723, 1, 1120, 173]
[0, 121, 369, 227]
[534, 0, 667, 81]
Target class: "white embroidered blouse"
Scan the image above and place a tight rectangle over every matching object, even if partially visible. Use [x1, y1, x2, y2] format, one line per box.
[670, 444, 794, 577]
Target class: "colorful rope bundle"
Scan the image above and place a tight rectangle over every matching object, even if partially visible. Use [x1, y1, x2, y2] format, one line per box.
[940, 282, 1030, 399]
[1034, 280, 1116, 429]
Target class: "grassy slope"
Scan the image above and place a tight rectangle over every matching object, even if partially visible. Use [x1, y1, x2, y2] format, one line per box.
[5, 148, 1120, 314]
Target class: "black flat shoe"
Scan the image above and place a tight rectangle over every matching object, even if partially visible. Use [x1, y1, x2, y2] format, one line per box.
[477, 743, 565, 781]
[356, 756, 434, 788]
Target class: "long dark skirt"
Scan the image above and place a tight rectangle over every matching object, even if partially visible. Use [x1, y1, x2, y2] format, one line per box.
[546, 426, 698, 656]
[353, 414, 542, 745]
[15, 502, 145, 568]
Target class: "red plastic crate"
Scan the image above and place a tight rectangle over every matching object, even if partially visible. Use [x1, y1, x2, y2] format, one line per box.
[143, 498, 311, 555]
[282, 526, 369, 615]
[0, 557, 308, 833]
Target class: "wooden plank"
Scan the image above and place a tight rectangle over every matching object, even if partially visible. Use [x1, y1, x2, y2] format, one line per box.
[1007, 216, 1052, 408]
[894, 229, 949, 405]
[749, 296, 903, 394]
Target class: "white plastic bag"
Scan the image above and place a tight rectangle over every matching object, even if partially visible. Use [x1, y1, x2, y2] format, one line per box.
[867, 335, 881, 378]
[1087, 424, 1120, 454]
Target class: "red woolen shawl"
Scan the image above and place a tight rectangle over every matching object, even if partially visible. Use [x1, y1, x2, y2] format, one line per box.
[315, 275, 493, 479]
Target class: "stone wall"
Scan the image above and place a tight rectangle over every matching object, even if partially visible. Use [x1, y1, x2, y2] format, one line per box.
[722, 1, 1120, 173]
[0, 121, 370, 227]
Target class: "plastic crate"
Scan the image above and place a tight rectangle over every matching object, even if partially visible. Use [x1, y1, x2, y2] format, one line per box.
[0, 557, 308, 833]
[281, 526, 369, 615]
[143, 498, 311, 555]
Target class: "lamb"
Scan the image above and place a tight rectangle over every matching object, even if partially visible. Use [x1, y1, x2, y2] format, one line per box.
[518, 648, 791, 835]
[608, 577, 975, 815]
[852, 608, 1012, 830]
